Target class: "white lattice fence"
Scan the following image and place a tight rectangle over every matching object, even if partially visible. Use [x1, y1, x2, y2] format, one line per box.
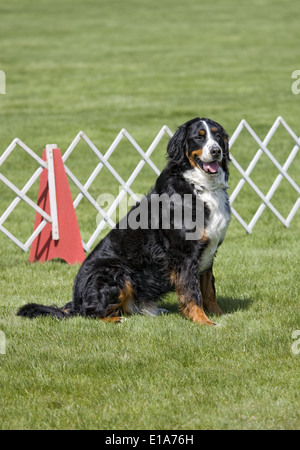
[229, 116, 300, 233]
[61, 126, 172, 251]
[0, 139, 53, 251]
[0, 117, 299, 254]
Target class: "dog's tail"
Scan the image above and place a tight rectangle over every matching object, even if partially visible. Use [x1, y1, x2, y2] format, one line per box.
[17, 301, 74, 319]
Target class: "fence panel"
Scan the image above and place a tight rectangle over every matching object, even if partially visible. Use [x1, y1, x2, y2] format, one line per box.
[0, 117, 299, 254]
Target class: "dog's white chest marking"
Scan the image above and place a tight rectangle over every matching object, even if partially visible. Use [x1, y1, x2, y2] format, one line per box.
[199, 189, 230, 272]
[183, 168, 231, 273]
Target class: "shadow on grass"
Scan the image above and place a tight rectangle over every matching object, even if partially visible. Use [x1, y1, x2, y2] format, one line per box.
[158, 296, 254, 315]
[217, 296, 254, 313]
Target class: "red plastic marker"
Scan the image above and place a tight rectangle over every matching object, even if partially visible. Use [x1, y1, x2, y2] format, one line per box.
[29, 147, 85, 264]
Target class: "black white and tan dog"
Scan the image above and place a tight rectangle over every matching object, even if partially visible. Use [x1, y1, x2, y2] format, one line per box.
[18, 117, 231, 325]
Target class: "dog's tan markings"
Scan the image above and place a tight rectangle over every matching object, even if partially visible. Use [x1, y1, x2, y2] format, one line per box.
[211, 127, 217, 133]
[171, 271, 216, 325]
[191, 148, 203, 158]
[200, 229, 209, 244]
[100, 317, 123, 323]
[118, 280, 134, 307]
[199, 129, 205, 136]
[107, 280, 134, 316]
[188, 148, 203, 168]
[200, 269, 223, 316]
[170, 270, 177, 286]
[180, 300, 216, 325]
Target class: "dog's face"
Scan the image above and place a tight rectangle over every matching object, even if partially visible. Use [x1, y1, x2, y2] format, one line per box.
[185, 119, 227, 175]
[167, 117, 230, 180]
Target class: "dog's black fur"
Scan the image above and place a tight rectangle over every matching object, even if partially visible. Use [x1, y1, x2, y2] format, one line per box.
[17, 117, 230, 325]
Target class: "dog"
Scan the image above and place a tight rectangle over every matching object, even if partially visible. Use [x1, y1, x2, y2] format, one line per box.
[17, 117, 231, 325]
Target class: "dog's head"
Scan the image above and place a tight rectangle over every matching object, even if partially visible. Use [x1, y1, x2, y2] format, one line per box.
[167, 117, 230, 180]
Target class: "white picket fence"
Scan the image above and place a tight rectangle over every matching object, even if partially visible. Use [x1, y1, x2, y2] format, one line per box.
[0, 116, 299, 253]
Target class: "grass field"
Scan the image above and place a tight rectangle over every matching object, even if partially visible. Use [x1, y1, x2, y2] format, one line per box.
[0, 0, 300, 430]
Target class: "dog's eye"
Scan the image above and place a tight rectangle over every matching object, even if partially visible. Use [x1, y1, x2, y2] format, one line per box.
[198, 135, 205, 140]
[215, 134, 221, 140]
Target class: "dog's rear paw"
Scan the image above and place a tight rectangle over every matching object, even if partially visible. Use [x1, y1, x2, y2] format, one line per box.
[100, 316, 126, 324]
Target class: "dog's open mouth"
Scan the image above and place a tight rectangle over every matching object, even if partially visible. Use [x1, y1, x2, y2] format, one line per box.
[196, 158, 220, 174]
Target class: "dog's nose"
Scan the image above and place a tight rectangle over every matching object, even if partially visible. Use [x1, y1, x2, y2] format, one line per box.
[210, 147, 221, 159]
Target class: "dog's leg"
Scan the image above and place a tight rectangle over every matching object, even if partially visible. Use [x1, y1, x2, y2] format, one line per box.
[170, 267, 217, 325]
[180, 300, 217, 325]
[200, 268, 224, 316]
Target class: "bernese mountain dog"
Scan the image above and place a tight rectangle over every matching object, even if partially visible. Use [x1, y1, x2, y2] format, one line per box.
[17, 117, 231, 325]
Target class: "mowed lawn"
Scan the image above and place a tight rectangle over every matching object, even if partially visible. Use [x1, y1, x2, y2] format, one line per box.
[0, 0, 300, 430]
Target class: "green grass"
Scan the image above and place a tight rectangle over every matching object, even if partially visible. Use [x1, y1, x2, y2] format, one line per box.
[0, 0, 300, 430]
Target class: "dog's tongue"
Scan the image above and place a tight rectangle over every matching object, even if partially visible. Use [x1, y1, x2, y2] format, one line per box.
[202, 162, 219, 173]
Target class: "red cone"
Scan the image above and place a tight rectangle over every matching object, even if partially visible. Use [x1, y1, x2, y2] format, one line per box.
[29, 148, 85, 264]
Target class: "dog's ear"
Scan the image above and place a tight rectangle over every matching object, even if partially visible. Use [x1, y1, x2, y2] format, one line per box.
[223, 134, 231, 162]
[220, 126, 230, 161]
[220, 126, 230, 181]
[167, 117, 200, 163]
